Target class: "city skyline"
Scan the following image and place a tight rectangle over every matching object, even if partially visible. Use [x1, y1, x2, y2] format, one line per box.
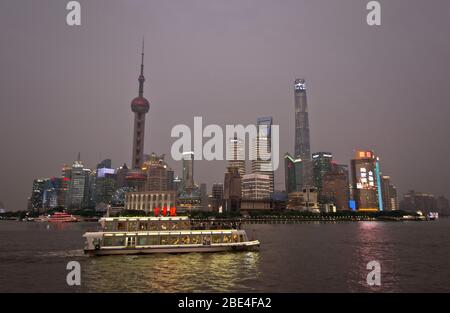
[1, 0, 450, 210]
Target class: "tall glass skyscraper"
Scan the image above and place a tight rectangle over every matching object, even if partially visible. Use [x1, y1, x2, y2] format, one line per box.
[312, 152, 333, 194]
[182, 151, 195, 190]
[251, 117, 274, 193]
[294, 79, 311, 160]
[227, 135, 246, 178]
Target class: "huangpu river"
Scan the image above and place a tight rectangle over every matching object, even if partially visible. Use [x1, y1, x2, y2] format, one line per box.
[1, 219, 449, 292]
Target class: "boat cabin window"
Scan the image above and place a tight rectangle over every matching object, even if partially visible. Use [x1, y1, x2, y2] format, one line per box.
[159, 221, 168, 231]
[168, 221, 178, 230]
[138, 236, 147, 246]
[232, 234, 239, 243]
[212, 234, 222, 244]
[103, 236, 114, 246]
[169, 235, 180, 245]
[117, 222, 127, 231]
[202, 235, 211, 245]
[239, 234, 245, 242]
[104, 221, 117, 231]
[148, 221, 157, 231]
[181, 235, 190, 244]
[148, 236, 158, 245]
[115, 236, 126, 246]
[160, 235, 169, 245]
[128, 221, 138, 231]
[139, 221, 148, 231]
[191, 235, 201, 244]
[223, 235, 232, 243]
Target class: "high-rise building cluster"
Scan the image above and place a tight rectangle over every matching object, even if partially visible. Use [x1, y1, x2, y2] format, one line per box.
[26, 48, 448, 216]
[283, 79, 401, 213]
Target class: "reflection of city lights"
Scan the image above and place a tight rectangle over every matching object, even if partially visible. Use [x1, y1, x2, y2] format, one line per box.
[82, 251, 260, 292]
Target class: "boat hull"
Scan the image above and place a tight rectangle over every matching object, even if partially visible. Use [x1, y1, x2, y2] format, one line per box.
[85, 241, 260, 256]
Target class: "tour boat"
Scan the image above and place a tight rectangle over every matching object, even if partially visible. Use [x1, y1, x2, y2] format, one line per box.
[48, 212, 78, 223]
[83, 216, 260, 256]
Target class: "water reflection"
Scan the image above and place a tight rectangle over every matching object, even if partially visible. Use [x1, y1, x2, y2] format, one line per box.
[348, 222, 400, 292]
[82, 252, 260, 292]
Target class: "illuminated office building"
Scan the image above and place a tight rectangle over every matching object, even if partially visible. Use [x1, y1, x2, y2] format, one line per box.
[242, 174, 271, 200]
[380, 175, 398, 211]
[67, 154, 91, 209]
[284, 153, 313, 193]
[351, 150, 383, 212]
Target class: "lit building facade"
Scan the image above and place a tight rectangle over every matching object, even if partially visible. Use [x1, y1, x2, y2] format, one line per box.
[380, 175, 398, 211]
[312, 152, 333, 196]
[242, 173, 271, 200]
[223, 166, 242, 213]
[284, 153, 313, 193]
[143, 153, 171, 192]
[67, 155, 91, 209]
[211, 183, 224, 211]
[125, 191, 176, 213]
[182, 151, 195, 191]
[284, 153, 302, 193]
[251, 117, 274, 194]
[227, 135, 246, 178]
[31, 178, 47, 210]
[322, 170, 349, 211]
[351, 150, 383, 212]
[287, 187, 319, 212]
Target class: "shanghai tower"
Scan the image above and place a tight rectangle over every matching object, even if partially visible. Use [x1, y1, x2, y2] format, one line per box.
[130, 40, 150, 169]
[294, 79, 311, 160]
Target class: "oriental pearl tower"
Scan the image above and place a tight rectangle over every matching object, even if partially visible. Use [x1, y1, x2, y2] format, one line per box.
[130, 40, 150, 169]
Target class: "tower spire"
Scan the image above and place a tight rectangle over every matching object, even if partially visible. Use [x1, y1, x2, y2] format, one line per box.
[138, 37, 145, 97]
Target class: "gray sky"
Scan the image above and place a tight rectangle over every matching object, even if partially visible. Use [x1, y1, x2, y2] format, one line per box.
[1, 0, 449, 210]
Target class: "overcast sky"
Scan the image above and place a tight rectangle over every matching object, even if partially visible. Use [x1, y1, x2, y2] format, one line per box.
[1, 0, 449, 210]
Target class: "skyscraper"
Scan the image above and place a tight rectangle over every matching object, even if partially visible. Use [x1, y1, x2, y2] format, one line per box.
[251, 117, 274, 193]
[284, 153, 302, 194]
[67, 154, 91, 209]
[130, 40, 150, 169]
[143, 153, 170, 192]
[351, 150, 382, 212]
[182, 151, 195, 191]
[380, 175, 398, 211]
[211, 183, 224, 211]
[31, 178, 47, 210]
[322, 170, 349, 211]
[294, 79, 311, 160]
[284, 153, 313, 194]
[227, 135, 246, 178]
[312, 152, 333, 197]
[223, 166, 242, 213]
[242, 173, 271, 200]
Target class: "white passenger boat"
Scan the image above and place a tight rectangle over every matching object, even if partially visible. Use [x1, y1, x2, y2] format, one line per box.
[83, 216, 260, 256]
